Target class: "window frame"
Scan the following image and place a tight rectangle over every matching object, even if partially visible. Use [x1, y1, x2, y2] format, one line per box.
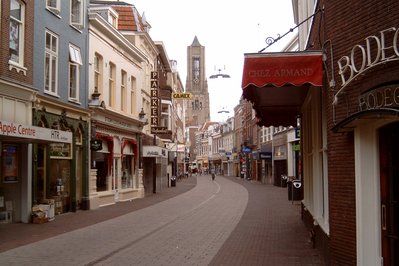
[121, 70, 127, 112]
[8, 0, 26, 73]
[69, 62, 79, 102]
[44, 30, 59, 95]
[69, 45, 82, 65]
[108, 62, 115, 108]
[193, 56, 200, 81]
[70, 0, 84, 29]
[108, 12, 118, 28]
[46, 0, 60, 15]
[94, 53, 103, 96]
[130, 75, 136, 115]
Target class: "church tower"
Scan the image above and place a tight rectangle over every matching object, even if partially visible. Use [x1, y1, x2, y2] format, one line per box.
[185, 36, 210, 127]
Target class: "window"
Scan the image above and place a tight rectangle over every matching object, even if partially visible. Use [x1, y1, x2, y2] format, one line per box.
[46, 0, 60, 14]
[45, 30, 58, 95]
[108, 12, 118, 28]
[193, 57, 200, 81]
[69, 45, 82, 65]
[70, 0, 83, 29]
[121, 70, 127, 112]
[94, 53, 103, 96]
[108, 62, 115, 108]
[69, 45, 81, 101]
[130, 76, 136, 114]
[302, 88, 329, 233]
[9, 0, 25, 67]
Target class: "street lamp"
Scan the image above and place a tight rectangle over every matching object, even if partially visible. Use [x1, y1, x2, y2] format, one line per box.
[209, 68, 231, 79]
[139, 108, 147, 122]
[138, 108, 147, 169]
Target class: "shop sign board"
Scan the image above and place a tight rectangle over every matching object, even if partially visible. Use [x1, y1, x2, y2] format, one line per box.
[0, 120, 72, 143]
[359, 84, 399, 111]
[50, 143, 72, 159]
[242, 147, 252, 153]
[90, 139, 103, 151]
[259, 152, 272, 160]
[143, 146, 167, 158]
[151, 71, 160, 127]
[295, 128, 301, 139]
[335, 26, 399, 104]
[172, 93, 192, 99]
[150, 126, 169, 134]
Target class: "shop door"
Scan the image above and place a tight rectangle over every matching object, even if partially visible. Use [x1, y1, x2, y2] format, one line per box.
[379, 122, 399, 266]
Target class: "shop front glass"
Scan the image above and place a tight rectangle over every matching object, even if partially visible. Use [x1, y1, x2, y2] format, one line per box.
[0, 143, 20, 223]
[94, 152, 109, 192]
[121, 155, 133, 189]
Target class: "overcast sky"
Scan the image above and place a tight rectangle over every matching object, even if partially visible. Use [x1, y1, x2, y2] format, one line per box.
[126, 0, 296, 121]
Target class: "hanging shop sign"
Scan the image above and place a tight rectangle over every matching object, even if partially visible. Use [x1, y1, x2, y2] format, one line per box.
[151, 71, 160, 127]
[150, 126, 170, 134]
[0, 120, 72, 143]
[90, 139, 103, 151]
[242, 147, 252, 153]
[172, 92, 192, 99]
[259, 152, 272, 160]
[335, 27, 399, 104]
[143, 146, 167, 158]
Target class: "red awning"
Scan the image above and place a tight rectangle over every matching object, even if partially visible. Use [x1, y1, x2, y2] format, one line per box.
[241, 51, 323, 127]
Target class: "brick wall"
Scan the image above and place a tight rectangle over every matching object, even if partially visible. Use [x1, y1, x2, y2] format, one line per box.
[0, 0, 34, 85]
[307, 0, 399, 264]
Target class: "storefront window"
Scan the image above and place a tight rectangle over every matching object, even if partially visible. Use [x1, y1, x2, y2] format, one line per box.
[2, 144, 19, 183]
[95, 152, 109, 192]
[49, 159, 70, 213]
[35, 145, 46, 203]
[122, 155, 133, 188]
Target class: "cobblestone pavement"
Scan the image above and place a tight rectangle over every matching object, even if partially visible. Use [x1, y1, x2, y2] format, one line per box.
[0, 175, 324, 265]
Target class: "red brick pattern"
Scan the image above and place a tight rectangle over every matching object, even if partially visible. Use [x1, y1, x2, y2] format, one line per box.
[0, 0, 34, 85]
[307, 0, 399, 264]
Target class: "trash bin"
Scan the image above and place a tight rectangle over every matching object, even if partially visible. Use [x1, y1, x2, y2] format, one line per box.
[288, 179, 303, 201]
[171, 176, 176, 187]
[281, 175, 288, 187]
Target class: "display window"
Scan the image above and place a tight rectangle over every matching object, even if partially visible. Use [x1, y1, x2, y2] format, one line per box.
[2, 144, 19, 183]
[94, 152, 110, 192]
[49, 159, 71, 213]
[122, 155, 133, 189]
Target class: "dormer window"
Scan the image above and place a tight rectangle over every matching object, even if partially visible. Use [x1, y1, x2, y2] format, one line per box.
[108, 12, 117, 28]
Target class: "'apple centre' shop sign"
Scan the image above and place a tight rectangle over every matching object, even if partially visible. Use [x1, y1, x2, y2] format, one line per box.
[0, 120, 72, 143]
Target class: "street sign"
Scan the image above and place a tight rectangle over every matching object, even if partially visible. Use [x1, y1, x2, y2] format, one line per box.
[172, 93, 192, 99]
[242, 147, 252, 153]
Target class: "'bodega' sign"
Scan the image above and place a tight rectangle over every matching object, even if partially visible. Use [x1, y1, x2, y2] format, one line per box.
[359, 84, 399, 111]
[335, 27, 399, 104]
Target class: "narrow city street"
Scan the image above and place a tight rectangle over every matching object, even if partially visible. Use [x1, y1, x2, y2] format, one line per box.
[0, 176, 323, 265]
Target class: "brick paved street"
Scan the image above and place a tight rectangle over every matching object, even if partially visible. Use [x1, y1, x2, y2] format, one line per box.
[0, 175, 324, 265]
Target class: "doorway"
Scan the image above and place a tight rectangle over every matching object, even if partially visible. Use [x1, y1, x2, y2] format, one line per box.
[379, 122, 399, 266]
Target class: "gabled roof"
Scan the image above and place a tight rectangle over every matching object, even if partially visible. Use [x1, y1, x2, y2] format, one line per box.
[90, 1, 147, 32]
[113, 5, 145, 32]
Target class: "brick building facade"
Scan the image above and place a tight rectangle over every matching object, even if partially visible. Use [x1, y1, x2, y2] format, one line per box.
[242, 1, 399, 265]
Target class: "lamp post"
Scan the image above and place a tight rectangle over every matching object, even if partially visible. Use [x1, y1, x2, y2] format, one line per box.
[138, 108, 147, 169]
